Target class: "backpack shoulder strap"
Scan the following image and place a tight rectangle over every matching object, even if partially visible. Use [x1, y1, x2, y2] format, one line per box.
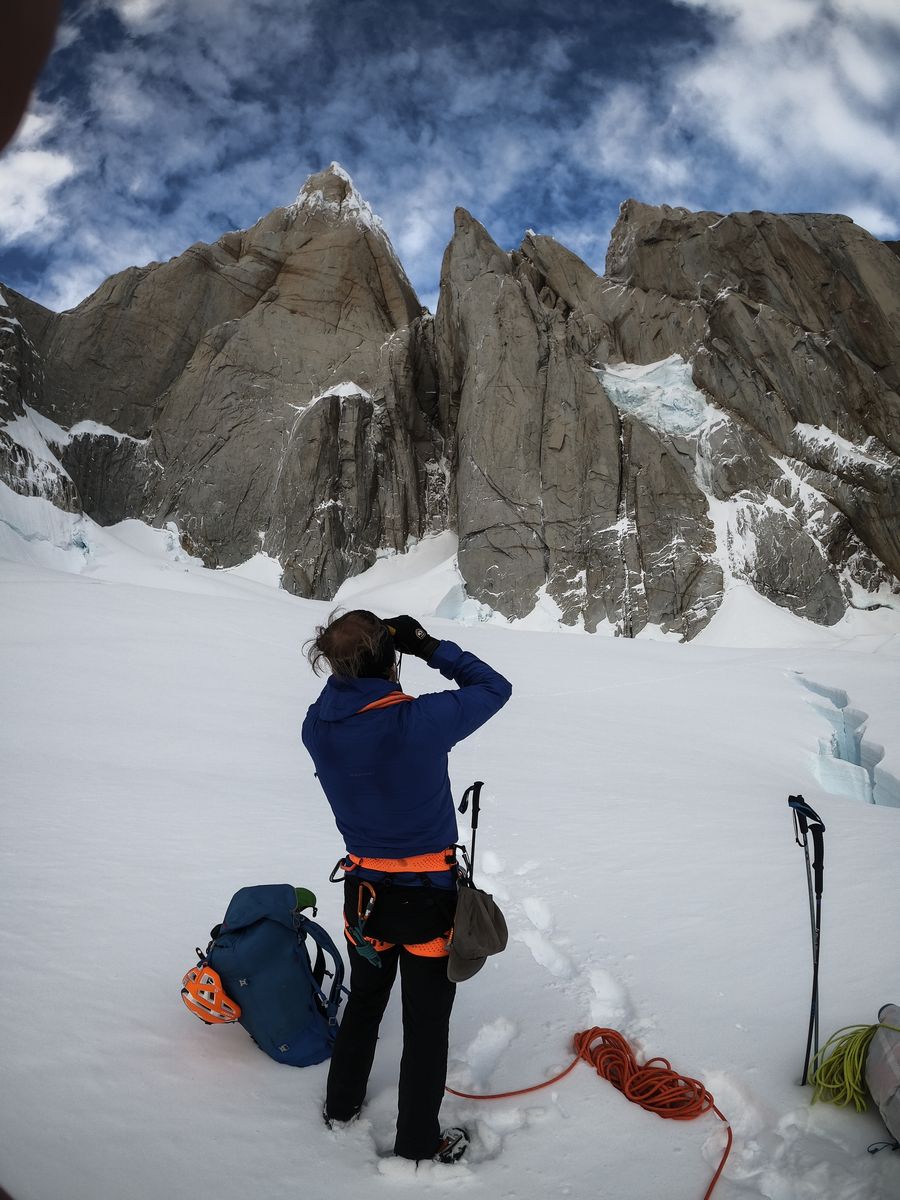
[295, 914, 346, 1023]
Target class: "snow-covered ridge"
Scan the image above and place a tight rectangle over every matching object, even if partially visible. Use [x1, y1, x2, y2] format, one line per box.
[1, 409, 73, 499]
[792, 422, 898, 473]
[1, 405, 149, 503]
[289, 161, 388, 237]
[25, 406, 149, 448]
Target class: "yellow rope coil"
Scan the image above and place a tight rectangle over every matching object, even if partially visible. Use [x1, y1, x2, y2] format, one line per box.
[811, 1023, 900, 1112]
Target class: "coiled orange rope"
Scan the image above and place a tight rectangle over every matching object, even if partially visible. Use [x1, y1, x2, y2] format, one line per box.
[447, 1027, 733, 1200]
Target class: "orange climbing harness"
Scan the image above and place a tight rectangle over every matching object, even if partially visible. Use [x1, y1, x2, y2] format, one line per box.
[338, 849, 458, 959]
[345, 848, 457, 875]
[446, 1027, 733, 1200]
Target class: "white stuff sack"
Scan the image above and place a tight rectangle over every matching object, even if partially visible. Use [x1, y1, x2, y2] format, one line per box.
[865, 1003, 900, 1141]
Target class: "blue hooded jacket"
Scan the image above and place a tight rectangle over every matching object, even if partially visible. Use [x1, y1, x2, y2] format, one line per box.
[302, 640, 511, 863]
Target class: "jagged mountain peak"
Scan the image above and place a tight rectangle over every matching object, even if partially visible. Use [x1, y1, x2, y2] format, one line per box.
[288, 160, 388, 237]
[2, 189, 898, 641]
[443, 207, 511, 281]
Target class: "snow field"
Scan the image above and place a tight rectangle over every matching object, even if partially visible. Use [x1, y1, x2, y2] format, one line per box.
[1, 521, 899, 1200]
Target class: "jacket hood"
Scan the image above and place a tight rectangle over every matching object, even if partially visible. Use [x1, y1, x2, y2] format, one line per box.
[315, 675, 402, 722]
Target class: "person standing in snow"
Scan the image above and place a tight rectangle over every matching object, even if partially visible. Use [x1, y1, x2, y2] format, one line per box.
[302, 610, 512, 1164]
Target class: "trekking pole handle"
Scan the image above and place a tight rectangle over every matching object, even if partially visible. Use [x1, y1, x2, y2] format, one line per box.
[809, 824, 825, 899]
[788, 795, 825, 832]
[458, 780, 484, 828]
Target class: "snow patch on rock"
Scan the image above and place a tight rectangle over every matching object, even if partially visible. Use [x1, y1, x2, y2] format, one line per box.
[289, 380, 375, 417]
[1, 408, 73, 500]
[290, 161, 385, 233]
[287, 162, 414, 290]
[792, 423, 898, 473]
[26, 406, 149, 448]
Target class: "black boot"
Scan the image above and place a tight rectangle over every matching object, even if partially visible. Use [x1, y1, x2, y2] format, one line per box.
[433, 1127, 469, 1164]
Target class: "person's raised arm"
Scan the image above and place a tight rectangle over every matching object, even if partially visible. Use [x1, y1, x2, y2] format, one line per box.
[385, 615, 512, 748]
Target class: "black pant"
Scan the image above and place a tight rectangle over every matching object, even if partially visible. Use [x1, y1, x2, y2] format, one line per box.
[326, 882, 457, 1159]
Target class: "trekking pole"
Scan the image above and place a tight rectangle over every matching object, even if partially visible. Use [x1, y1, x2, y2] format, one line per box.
[788, 795, 826, 1086]
[458, 781, 484, 886]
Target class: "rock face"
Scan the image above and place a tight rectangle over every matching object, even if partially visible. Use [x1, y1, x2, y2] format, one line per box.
[599, 202, 900, 620]
[2, 167, 899, 637]
[436, 211, 723, 636]
[2, 165, 443, 595]
[0, 291, 79, 513]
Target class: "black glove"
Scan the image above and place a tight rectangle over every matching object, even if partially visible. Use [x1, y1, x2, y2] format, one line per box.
[384, 615, 440, 661]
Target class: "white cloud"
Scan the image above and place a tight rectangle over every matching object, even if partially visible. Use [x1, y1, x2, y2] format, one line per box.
[684, 51, 900, 185]
[675, 0, 819, 41]
[830, 27, 897, 105]
[843, 203, 899, 238]
[570, 0, 900, 236]
[572, 85, 693, 199]
[13, 107, 62, 149]
[89, 60, 159, 127]
[831, 0, 900, 29]
[541, 222, 609, 274]
[0, 149, 76, 242]
[99, 0, 173, 32]
[43, 262, 115, 313]
[53, 22, 83, 52]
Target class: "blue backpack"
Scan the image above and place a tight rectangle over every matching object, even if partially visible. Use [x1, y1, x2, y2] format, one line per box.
[187, 884, 345, 1067]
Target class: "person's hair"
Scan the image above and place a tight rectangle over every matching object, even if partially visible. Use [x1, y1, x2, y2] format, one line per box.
[305, 609, 395, 679]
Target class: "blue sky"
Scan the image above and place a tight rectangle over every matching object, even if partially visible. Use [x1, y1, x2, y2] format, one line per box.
[1, 0, 898, 314]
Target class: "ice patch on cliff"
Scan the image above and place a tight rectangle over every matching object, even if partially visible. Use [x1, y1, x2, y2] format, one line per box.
[0, 482, 88, 572]
[593, 355, 900, 644]
[2, 405, 152, 504]
[595, 354, 719, 437]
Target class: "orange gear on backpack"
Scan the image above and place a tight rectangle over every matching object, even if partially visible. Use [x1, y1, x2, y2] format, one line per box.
[181, 964, 242, 1024]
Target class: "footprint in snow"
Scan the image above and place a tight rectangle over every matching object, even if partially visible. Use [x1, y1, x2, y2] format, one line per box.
[460, 1016, 518, 1085]
[479, 850, 504, 876]
[522, 896, 554, 933]
[515, 927, 574, 979]
[588, 968, 634, 1028]
[513, 860, 539, 876]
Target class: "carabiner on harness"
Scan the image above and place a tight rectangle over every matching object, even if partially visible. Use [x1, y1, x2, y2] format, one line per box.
[329, 855, 354, 883]
[346, 880, 383, 968]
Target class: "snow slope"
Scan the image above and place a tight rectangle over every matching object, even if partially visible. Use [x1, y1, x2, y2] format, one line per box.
[1, 508, 899, 1200]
